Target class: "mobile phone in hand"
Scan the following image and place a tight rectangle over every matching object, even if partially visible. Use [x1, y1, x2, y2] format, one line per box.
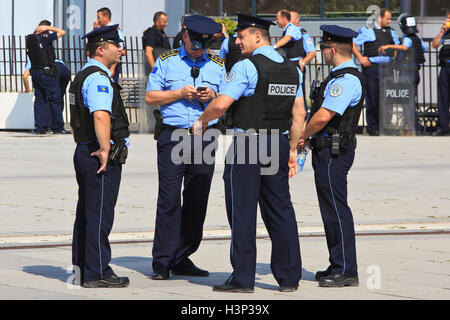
[197, 86, 207, 91]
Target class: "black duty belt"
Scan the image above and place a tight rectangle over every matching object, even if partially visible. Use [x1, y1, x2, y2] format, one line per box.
[311, 135, 356, 151]
[162, 124, 218, 134]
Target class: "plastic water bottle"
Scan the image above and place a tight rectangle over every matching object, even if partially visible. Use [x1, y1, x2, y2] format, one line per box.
[297, 146, 309, 173]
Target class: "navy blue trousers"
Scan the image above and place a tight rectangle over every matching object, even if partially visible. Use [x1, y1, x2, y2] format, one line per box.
[152, 128, 216, 273]
[31, 69, 64, 133]
[312, 144, 358, 277]
[223, 134, 302, 289]
[437, 66, 450, 133]
[363, 64, 381, 133]
[72, 143, 122, 282]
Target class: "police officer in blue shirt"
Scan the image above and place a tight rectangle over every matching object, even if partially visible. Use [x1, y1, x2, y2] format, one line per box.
[146, 15, 226, 281]
[353, 8, 400, 136]
[378, 14, 428, 135]
[432, 10, 450, 136]
[274, 10, 302, 63]
[193, 13, 306, 293]
[299, 25, 365, 288]
[290, 10, 317, 114]
[69, 25, 130, 288]
[25, 20, 66, 135]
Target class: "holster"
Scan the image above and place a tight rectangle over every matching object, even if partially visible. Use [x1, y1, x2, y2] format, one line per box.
[153, 109, 163, 140]
[109, 141, 128, 165]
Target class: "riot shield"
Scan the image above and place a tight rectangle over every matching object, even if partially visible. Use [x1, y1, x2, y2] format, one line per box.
[379, 50, 416, 136]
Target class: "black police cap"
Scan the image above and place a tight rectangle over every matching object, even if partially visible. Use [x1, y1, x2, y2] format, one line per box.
[320, 25, 358, 44]
[235, 13, 276, 32]
[82, 24, 123, 44]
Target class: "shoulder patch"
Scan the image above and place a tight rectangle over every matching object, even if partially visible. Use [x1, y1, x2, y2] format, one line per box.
[206, 53, 225, 67]
[330, 84, 343, 97]
[160, 49, 180, 61]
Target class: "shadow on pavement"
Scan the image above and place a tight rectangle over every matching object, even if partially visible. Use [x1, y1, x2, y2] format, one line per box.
[22, 265, 70, 283]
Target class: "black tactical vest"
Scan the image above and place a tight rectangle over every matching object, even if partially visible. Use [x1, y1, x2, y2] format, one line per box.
[25, 34, 56, 69]
[229, 54, 299, 132]
[143, 26, 172, 60]
[225, 36, 245, 73]
[439, 31, 450, 66]
[405, 34, 425, 65]
[69, 66, 130, 143]
[310, 67, 365, 142]
[363, 27, 395, 57]
[280, 27, 305, 60]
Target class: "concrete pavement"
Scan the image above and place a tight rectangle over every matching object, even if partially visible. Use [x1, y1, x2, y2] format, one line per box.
[0, 131, 449, 300]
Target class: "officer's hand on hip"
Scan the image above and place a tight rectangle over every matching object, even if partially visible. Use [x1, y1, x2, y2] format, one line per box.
[178, 85, 198, 101]
[288, 150, 298, 178]
[91, 149, 109, 174]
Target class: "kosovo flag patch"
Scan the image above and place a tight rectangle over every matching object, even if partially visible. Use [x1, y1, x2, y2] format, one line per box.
[98, 85, 109, 93]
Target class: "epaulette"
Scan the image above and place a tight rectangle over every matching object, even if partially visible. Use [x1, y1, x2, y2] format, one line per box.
[206, 53, 225, 67]
[160, 49, 180, 61]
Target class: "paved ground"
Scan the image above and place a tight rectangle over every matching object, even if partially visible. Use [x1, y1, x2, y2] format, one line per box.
[0, 131, 449, 301]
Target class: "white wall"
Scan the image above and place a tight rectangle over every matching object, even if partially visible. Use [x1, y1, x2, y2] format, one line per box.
[0, 0, 13, 35]
[13, 0, 54, 36]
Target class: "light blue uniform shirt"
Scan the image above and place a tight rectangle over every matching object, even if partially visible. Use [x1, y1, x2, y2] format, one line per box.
[219, 37, 230, 59]
[321, 60, 362, 116]
[80, 58, 129, 146]
[220, 45, 303, 100]
[146, 45, 226, 128]
[298, 27, 316, 54]
[353, 25, 400, 64]
[25, 59, 65, 71]
[283, 23, 302, 61]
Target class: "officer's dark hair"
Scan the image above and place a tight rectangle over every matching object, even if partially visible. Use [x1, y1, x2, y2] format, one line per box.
[86, 42, 109, 58]
[97, 7, 112, 19]
[380, 8, 391, 18]
[38, 20, 52, 26]
[247, 27, 270, 42]
[325, 41, 352, 58]
[154, 11, 167, 23]
[278, 10, 291, 21]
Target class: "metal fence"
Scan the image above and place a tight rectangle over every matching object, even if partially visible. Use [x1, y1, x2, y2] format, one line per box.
[0, 35, 442, 131]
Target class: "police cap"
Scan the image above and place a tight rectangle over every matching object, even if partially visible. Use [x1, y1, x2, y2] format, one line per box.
[320, 25, 358, 44]
[235, 13, 276, 32]
[82, 24, 123, 44]
[184, 15, 221, 50]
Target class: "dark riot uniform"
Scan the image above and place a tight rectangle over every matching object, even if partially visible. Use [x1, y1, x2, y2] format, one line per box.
[26, 32, 65, 134]
[213, 14, 303, 292]
[143, 25, 172, 74]
[436, 30, 450, 135]
[69, 25, 130, 287]
[397, 15, 428, 134]
[306, 25, 365, 287]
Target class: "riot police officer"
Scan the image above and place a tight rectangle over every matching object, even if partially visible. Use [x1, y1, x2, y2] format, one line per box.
[432, 10, 450, 136]
[70, 25, 130, 288]
[143, 11, 171, 75]
[25, 20, 66, 135]
[299, 25, 365, 288]
[146, 15, 225, 281]
[194, 13, 306, 293]
[353, 8, 400, 136]
[378, 14, 428, 135]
